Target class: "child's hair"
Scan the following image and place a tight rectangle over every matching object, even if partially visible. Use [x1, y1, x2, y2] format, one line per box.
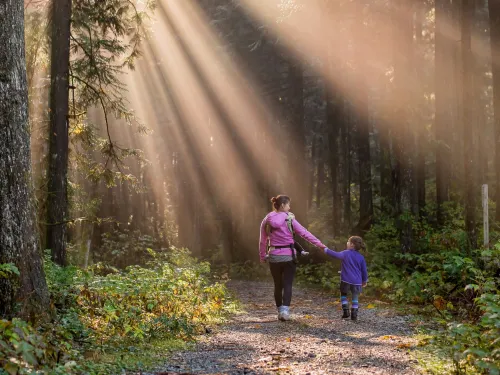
[349, 236, 366, 251]
[270, 195, 290, 211]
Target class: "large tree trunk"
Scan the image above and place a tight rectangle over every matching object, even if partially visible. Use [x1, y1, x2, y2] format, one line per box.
[46, 0, 72, 265]
[489, 0, 500, 221]
[435, 0, 453, 225]
[0, 0, 50, 319]
[462, 0, 477, 250]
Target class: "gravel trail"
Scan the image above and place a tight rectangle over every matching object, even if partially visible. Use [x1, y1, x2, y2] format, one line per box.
[145, 280, 421, 375]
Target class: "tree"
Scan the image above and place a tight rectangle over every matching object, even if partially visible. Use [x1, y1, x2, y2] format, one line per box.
[46, 0, 72, 266]
[462, 0, 476, 249]
[435, 0, 453, 225]
[392, 0, 414, 251]
[489, 0, 500, 222]
[0, 0, 49, 319]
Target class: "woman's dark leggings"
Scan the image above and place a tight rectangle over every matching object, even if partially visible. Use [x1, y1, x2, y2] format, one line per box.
[269, 261, 296, 307]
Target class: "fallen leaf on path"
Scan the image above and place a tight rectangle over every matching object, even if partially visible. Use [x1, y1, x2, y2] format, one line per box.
[285, 337, 291, 342]
[254, 324, 262, 328]
[304, 315, 312, 319]
[379, 335, 397, 340]
[366, 304, 376, 309]
[396, 343, 412, 349]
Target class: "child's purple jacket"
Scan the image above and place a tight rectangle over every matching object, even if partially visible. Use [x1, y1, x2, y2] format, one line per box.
[324, 248, 368, 286]
[259, 211, 325, 261]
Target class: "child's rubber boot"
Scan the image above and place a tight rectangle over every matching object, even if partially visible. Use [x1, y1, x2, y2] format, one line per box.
[351, 308, 358, 321]
[342, 308, 350, 319]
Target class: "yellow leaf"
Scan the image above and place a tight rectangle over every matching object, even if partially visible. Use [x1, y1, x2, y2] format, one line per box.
[286, 337, 291, 342]
[304, 315, 312, 319]
[366, 304, 376, 309]
[380, 335, 396, 340]
[254, 324, 262, 329]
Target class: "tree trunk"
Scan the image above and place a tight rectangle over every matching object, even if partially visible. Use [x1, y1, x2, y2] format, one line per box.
[392, 0, 414, 252]
[435, 0, 453, 225]
[489, 0, 500, 221]
[342, 105, 352, 232]
[46, 0, 72, 265]
[462, 0, 477, 250]
[287, 59, 308, 223]
[327, 86, 341, 235]
[308, 133, 317, 210]
[354, 2, 373, 232]
[415, 1, 426, 215]
[316, 144, 325, 209]
[0, 0, 50, 319]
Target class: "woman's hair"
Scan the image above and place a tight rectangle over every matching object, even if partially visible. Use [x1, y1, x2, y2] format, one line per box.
[270, 195, 290, 211]
[349, 236, 366, 251]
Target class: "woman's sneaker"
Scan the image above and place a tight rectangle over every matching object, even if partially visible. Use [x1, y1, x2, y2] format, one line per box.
[280, 306, 291, 321]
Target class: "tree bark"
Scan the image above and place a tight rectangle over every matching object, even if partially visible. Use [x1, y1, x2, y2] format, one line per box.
[489, 0, 500, 221]
[415, 1, 426, 215]
[46, 0, 72, 265]
[392, 0, 414, 252]
[327, 86, 341, 235]
[0, 0, 50, 319]
[462, 0, 477, 250]
[287, 58, 308, 223]
[435, 0, 453, 225]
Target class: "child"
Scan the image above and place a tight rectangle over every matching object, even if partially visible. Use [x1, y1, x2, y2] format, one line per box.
[324, 236, 368, 321]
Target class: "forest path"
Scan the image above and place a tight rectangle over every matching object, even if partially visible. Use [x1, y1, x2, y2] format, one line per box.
[143, 280, 422, 375]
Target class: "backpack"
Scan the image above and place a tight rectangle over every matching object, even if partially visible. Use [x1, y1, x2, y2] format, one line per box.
[265, 212, 306, 263]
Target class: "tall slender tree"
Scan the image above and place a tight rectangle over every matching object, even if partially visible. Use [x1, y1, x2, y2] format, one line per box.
[435, 0, 453, 225]
[462, 0, 477, 250]
[46, 0, 72, 266]
[0, 0, 49, 319]
[489, 0, 500, 221]
[392, 0, 414, 251]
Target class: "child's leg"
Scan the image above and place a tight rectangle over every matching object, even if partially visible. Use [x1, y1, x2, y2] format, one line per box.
[340, 282, 350, 318]
[350, 284, 362, 309]
[340, 281, 350, 308]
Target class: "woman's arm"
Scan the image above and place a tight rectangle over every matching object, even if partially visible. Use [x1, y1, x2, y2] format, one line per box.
[259, 216, 269, 261]
[292, 219, 326, 248]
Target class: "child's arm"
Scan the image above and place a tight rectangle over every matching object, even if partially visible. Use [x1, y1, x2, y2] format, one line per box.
[361, 257, 368, 286]
[324, 247, 346, 260]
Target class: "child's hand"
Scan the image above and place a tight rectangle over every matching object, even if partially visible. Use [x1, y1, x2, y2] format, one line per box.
[301, 251, 309, 256]
[362, 282, 367, 287]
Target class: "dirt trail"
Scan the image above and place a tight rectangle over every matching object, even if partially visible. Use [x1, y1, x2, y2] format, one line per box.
[146, 280, 421, 375]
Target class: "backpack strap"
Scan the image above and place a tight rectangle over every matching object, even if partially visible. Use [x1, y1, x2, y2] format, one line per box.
[285, 213, 298, 263]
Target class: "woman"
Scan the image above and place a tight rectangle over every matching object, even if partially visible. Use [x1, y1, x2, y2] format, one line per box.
[259, 195, 326, 321]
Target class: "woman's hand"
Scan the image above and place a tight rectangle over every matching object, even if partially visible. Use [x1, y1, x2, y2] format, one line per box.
[362, 282, 367, 287]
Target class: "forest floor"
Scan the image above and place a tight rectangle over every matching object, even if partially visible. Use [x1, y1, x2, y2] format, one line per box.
[138, 280, 424, 375]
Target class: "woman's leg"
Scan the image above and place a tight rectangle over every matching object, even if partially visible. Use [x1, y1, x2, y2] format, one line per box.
[269, 262, 284, 307]
[282, 261, 296, 306]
